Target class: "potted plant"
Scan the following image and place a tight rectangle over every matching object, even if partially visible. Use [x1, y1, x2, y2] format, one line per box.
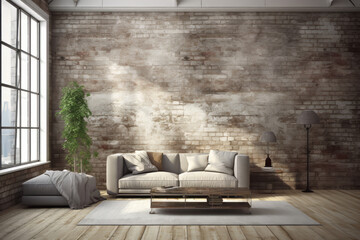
[57, 82, 97, 173]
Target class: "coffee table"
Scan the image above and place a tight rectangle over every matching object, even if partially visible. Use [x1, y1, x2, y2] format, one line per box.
[150, 186, 251, 214]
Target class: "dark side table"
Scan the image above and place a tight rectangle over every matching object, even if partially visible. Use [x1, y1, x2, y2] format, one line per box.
[251, 167, 283, 193]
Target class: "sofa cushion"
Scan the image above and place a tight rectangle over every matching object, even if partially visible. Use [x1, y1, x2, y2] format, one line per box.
[179, 153, 208, 173]
[186, 155, 208, 172]
[22, 174, 61, 196]
[162, 153, 180, 174]
[179, 172, 237, 188]
[118, 172, 179, 189]
[147, 152, 163, 170]
[205, 150, 237, 175]
[124, 152, 158, 174]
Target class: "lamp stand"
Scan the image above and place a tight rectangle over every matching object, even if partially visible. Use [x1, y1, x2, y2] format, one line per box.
[265, 154, 272, 167]
[264, 142, 272, 167]
[303, 125, 313, 193]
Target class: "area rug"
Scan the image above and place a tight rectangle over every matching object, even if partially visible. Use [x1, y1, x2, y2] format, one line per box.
[78, 200, 320, 226]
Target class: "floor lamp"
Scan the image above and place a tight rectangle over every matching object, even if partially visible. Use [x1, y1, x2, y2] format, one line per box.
[297, 110, 320, 193]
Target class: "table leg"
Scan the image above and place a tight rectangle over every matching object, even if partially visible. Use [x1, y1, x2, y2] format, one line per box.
[149, 195, 154, 214]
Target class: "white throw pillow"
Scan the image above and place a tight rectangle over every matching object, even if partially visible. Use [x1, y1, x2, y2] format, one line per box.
[187, 155, 208, 172]
[135, 150, 154, 165]
[204, 150, 237, 175]
[123, 151, 158, 174]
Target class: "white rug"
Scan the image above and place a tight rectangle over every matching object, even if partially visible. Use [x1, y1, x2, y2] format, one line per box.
[78, 200, 320, 226]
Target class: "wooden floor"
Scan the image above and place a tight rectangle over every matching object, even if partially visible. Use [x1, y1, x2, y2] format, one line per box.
[0, 190, 359, 240]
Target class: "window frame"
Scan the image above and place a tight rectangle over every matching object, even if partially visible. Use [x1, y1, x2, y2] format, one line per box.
[1, 0, 41, 169]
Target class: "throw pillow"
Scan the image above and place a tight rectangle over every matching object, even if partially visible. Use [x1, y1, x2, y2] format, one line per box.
[135, 150, 153, 164]
[123, 152, 158, 175]
[204, 150, 237, 175]
[147, 152, 163, 170]
[187, 155, 208, 172]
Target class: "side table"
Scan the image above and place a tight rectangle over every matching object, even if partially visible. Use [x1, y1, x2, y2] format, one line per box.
[251, 167, 283, 193]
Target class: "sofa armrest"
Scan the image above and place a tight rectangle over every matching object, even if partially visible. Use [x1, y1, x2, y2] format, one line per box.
[234, 154, 250, 189]
[106, 153, 124, 195]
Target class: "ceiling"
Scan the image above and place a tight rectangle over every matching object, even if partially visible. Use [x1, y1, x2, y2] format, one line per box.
[49, 0, 360, 11]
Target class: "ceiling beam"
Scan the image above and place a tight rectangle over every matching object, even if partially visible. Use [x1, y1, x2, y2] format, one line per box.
[48, 0, 360, 12]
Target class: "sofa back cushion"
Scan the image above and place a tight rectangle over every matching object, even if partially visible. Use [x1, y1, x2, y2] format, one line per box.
[179, 153, 208, 173]
[123, 152, 158, 175]
[186, 155, 209, 172]
[204, 150, 237, 175]
[162, 153, 180, 174]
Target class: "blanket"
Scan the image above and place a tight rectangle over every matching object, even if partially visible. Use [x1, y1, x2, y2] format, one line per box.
[45, 170, 105, 209]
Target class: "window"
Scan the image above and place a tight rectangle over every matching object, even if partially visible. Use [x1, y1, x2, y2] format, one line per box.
[1, 0, 40, 169]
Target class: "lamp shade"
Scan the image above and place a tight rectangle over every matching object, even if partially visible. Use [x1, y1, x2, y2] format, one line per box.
[297, 110, 320, 125]
[260, 131, 277, 143]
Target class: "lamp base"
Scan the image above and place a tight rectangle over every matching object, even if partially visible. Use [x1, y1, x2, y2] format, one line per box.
[302, 189, 314, 193]
[264, 155, 272, 167]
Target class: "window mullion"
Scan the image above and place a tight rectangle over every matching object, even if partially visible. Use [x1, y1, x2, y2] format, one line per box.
[13, 7, 21, 166]
[0, 15, 1, 169]
[29, 14, 31, 162]
[0, 83, 39, 94]
[0, 42, 40, 59]
[38, 21, 40, 161]
[0, 41, 17, 51]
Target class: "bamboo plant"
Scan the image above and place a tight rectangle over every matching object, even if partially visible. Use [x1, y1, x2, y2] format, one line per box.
[57, 82, 97, 173]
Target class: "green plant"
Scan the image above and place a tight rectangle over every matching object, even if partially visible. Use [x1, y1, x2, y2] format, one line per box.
[57, 82, 97, 173]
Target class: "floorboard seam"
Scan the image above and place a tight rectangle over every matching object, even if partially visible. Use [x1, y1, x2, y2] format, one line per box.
[107, 226, 119, 240]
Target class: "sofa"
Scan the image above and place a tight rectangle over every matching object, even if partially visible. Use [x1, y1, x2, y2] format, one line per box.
[106, 152, 250, 196]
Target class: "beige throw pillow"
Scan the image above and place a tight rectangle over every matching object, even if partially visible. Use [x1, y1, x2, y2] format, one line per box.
[147, 152, 163, 170]
[124, 151, 158, 175]
[187, 155, 208, 172]
[204, 150, 237, 175]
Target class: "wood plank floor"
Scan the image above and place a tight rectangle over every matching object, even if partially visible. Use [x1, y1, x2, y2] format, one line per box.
[0, 190, 359, 240]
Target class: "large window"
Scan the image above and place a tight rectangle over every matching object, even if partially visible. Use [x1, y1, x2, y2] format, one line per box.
[1, 0, 40, 169]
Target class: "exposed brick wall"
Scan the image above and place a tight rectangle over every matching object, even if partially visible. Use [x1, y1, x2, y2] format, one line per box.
[50, 12, 360, 190]
[0, 163, 50, 211]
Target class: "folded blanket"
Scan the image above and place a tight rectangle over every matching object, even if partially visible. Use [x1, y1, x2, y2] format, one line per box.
[45, 170, 105, 209]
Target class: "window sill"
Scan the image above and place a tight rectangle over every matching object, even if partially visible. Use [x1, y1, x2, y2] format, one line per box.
[0, 161, 50, 176]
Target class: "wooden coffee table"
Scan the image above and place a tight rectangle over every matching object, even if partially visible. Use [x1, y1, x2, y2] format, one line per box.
[150, 187, 251, 214]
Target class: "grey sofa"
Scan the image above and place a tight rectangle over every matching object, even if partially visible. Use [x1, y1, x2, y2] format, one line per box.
[106, 152, 250, 195]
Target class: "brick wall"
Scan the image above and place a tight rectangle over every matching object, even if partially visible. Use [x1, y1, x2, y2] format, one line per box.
[0, 163, 50, 210]
[50, 12, 360, 190]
